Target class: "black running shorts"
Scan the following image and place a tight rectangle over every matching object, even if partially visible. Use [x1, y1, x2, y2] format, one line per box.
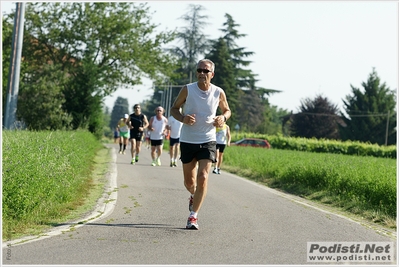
[169, 137, 180, 147]
[216, 143, 227, 153]
[130, 130, 143, 141]
[150, 139, 163, 147]
[180, 141, 216, 164]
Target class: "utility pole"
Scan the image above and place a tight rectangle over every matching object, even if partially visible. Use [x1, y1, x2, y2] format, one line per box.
[167, 83, 173, 117]
[155, 84, 185, 117]
[385, 111, 390, 146]
[4, 2, 25, 129]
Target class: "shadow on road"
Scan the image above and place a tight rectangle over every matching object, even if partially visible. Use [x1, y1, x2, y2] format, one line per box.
[51, 222, 187, 231]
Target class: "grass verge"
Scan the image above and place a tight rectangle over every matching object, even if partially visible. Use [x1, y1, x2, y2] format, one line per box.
[2, 130, 111, 240]
[223, 146, 396, 231]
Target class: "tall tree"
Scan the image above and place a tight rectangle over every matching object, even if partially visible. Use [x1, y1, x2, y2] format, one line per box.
[102, 106, 112, 138]
[169, 4, 211, 84]
[147, 4, 211, 114]
[339, 69, 396, 145]
[110, 97, 130, 130]
[256, 104, 289, 135]
[219, 13, 255, 90]
[2, 18, 13, 122]
[217, 13, 283, 133]
[4, 2, 176, 135]
[219, 13, 281, 95]
[290, 94, 341, 139]
[205, 38, 238, 126]
[17, 64, 73, 130]
[234, 90, 263, 132]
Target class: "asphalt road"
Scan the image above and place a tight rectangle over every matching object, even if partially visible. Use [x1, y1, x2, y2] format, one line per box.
[2, 144, 396, 265]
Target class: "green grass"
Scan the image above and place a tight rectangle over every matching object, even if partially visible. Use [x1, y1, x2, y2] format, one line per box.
[223, 146, 396, 228]
[2, 130, 103, 239]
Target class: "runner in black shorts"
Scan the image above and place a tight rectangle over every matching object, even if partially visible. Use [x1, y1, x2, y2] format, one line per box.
[213, 124, 231, 174]
[170, 59, 231, 230]
[128, 104, 149, 165]
[167, 113, 183, 167]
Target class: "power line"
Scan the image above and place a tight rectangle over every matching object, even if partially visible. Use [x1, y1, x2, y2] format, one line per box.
[345, 113, 389, 117]
[295, 112, 391, 117]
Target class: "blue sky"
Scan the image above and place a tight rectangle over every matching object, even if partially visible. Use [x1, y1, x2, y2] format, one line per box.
[2, 1, 397, 113]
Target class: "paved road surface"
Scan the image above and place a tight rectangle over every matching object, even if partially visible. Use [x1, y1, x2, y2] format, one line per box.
[2, 144, 396, 265]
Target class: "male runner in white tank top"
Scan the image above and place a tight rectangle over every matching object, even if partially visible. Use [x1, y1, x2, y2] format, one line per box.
[148, 106, 168, 166]
[170, 59, 231, 230]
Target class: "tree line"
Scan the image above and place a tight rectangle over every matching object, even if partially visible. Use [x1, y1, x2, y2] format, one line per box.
[2, 2, 396, 145]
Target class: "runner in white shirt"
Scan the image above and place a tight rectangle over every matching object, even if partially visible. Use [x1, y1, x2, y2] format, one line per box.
[170, 59, 231, 230]
[213, 124, 231, 174]
[148, 106, 168, 166]
[167, 111, 183, 167]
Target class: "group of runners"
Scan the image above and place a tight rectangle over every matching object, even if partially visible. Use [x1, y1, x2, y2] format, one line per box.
[115, 104, 184, 167]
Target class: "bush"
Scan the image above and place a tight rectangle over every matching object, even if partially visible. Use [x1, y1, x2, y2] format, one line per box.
[232, 132, 396, 158]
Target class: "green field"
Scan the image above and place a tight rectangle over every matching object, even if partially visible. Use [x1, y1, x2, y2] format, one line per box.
[2, 130, 396, 240]
[223, 146, 396, 227]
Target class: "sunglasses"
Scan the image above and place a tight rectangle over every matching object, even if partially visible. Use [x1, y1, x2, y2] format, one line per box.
[134, 107, 140, 109]
[196, 68, 212, 74]
[156, 110, 162, 112]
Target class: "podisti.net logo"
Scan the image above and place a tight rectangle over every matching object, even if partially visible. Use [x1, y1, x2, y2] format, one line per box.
[307, 242, 394, 263]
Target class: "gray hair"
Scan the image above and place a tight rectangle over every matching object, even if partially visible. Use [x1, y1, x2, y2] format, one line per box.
[154, 106, 164, 113]
[197, 59, 215, 72]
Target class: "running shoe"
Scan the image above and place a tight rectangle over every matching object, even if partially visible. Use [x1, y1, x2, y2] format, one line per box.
[131, 158, 135, 165]
[170, 162, 173, 167]
[217, 169, 221, 175]
[135, 156, 139, 162]
[212, 168, 218, 174]
[122, 150, 126, 155]
[151, 160, 156, 166]
[119, 151, 122, 154]
[188, 195, 194, 212]
[156, 158, 161, 166]
[186, 216, 199, 230]
[173, 162, 178, 167]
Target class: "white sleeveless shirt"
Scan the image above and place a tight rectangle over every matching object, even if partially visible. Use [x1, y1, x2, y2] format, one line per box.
[150, 116, 167, 140]
[180, 82, 222, 144]
[168, 115, 183, 139]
